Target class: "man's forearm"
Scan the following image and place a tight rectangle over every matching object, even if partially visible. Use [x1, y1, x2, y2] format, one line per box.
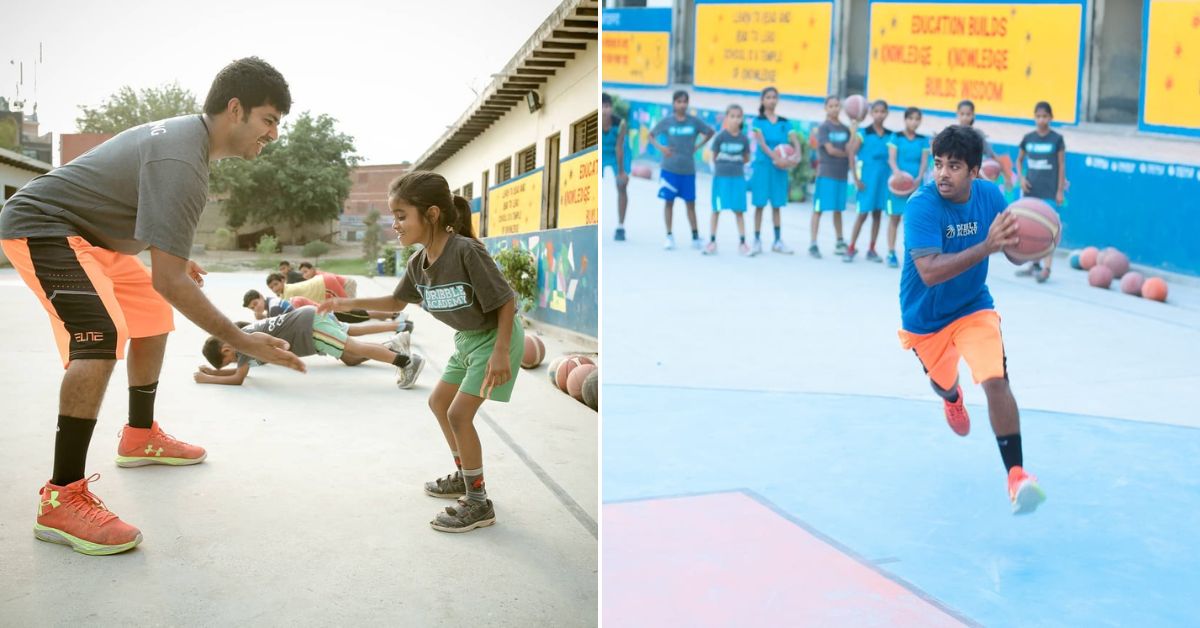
[916, 243, 992, 286]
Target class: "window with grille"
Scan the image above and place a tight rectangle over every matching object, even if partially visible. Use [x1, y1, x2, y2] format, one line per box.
[462, 182, 474, 199]
[496, 158, 512, 183]
[516, 145, 537, 175]
[570, 112, 599, 153]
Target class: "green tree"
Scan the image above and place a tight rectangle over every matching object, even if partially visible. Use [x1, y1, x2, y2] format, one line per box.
[362, 208, 382, 262]
[75, 83, 199, 133]
[210, 112, 359, 243]
[302, 240, 330, 265]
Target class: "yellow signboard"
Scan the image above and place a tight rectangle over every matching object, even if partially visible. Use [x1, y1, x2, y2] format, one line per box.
[1142, 0, 1200, 133]
[558, 150, 599, 228]
[603, 31, 671, 86]
[472, 211, 480, 236]
[694, 2, 833, 96]
[866, 2, 1083, 123]
[487, 172, 542, 236]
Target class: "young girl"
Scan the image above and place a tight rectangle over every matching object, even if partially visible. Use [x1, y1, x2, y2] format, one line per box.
[1015, 101, 1066, 283]
[705, 104, 752, 255]
[648, 90, 715, 250]
[845, 99, 892, 263]
[810, 95, 857, 258]
[602, 93, 630, 241]
[749, 86, 800, 255]
[884, 106, 930, 268]
[321, 171, 523, 533]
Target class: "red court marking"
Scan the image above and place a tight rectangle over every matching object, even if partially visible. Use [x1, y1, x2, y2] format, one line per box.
[603, 492, 967, 628]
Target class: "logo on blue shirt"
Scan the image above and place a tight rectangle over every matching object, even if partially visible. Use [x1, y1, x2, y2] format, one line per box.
[945, 221, 979, 239]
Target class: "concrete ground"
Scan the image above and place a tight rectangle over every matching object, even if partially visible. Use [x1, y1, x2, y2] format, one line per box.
[0, 270, 597, 627]
[601, 173, 1200, 626]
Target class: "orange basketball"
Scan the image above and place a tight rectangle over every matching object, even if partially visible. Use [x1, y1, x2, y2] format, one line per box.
[1079, 246, 1100, 270]
[521, 335, 545, 369]
[1088, 264, 1114, 288]
[547, 356, 566, 386]
[774, 144, 797, 161]
[555, 356, 593, 391]
[1102, 249, 1130, 278]
[631, 164, 653, 179]
[843, 95, 868, 122]
[1141, 277, 1168, 302]
[1119, 271, 1144, 295]
[1003, 198, 1061, 262]
[888, 171, 917, 197]
[567, 364, 597, 401]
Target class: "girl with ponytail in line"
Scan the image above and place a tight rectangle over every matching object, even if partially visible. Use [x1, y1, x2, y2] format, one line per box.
[320, 170, 523, 533]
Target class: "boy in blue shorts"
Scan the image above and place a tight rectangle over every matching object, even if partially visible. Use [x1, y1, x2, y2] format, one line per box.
[705, 104, 752, 256]
[897, 125, 1045, 515]
[648, 90, 714, 250]
[810, 95, 858, 258]
[845, 99, 892, 263]
[885, 107, 931, 268]
[602, 93, 631, 241]
[1014, 101, 1066, 283]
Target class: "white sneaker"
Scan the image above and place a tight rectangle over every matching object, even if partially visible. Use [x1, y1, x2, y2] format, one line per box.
[691, 237, 703, 250]
[396, 352, 425, 389]
[751, 239, 763, 256]
[384, 331, 411, 356]
[664, 234, 676, 250]
[772, 240, 794, 255]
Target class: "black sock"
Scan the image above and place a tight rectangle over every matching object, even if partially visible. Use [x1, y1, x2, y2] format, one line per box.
[739, 235, 746, 244]
[931, 379, 959, 403]
[391, 352, 410, 367]
[997, 433, 1023, 472]
[53, 415, 96, 486]
[691, 229, 699, 240]
[128, 382, 157, 429]
[755, 231, 761, 240]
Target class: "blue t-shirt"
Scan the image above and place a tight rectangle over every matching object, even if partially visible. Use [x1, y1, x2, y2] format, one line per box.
[751, 116, 792, 165]
[602, 113, 623, 168]
[889, 132, 930, 179]
[899, 179, 1007, 334]
[856, 127, 893, 177]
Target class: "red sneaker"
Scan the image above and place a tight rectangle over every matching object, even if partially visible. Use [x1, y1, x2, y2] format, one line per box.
[34, 474, 142, 555]
[116, 422, 207, 467]
[1008, 466, 1046, 515]
[943, 386, 970, 436]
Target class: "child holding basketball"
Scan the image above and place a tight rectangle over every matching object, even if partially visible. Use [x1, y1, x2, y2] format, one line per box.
[749, 86, 800, 255]
[885, 107, 931, 268]
[898, 125, 1045, 515]
[1014, 101, 1066, 283]
[648, 90, 715, 250]
[602, 93, 631, 241]
[810, 95, 857, 258]
[320, 171, 523, 533]
[705, 104, 752, 255]
[845, 99, 892, 263]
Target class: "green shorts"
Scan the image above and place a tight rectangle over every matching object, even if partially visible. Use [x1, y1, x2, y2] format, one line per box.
[442, 318, 524, 402]
[312, 313, 350, 358]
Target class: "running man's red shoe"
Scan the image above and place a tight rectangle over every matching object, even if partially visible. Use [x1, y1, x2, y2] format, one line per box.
[1008, 466, 1046, 515]
[116, 422, 207, 467]
[34, 474, 142, 555]
[943, 386, 970, 436]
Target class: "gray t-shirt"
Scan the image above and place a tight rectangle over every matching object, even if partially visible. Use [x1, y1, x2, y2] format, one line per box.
[650, 114, 713, 175]
[816, 120, 851, 179]
[0, 115, 210, 259]
[394, 235, 516, 332]
[236, 306, 318, 366]
[1019, 130, 1065, 200]
[711, 130, 750, 178]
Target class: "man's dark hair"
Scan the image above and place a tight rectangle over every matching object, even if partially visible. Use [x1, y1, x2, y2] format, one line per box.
[931, 125, 984, 172]
[204, 57, 292, 118]
[242, 289, 263, 308]
[298, 261, 314, 270]
[671, 90, 689, 103]
[202, 336, 226, 369]
[1034, 101, 1054, 117]
[266, 272, 286, 285]
[278, 260, 291, 269]
[956, 99, 975, 113]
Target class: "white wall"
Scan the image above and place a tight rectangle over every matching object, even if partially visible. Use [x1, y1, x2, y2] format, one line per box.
[433, 39, 598, 201]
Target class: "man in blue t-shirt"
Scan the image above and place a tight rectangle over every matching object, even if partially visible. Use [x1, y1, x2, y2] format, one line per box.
[897, 125, 1046, 515]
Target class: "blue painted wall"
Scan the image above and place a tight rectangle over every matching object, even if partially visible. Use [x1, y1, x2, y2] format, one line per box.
[483, 224, 598, 338]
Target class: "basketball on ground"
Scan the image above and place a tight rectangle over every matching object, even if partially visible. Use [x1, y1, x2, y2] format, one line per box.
[843, 95, 868, 122]
[581, 369, 598, 410]
[1088, 264, 1114, 288]
[1069, 250, 1083, 269]
[521, 335, 545, 369]
[548, 356, 566, 386]
[1142, 277, 1168, 302]
[556, 356, 592, 391]
[1003, 198, 1061, 262]
[1102, 249, 1130, 278]
[1080, 246, 1100, 269]
[567, 364, 596, 401]
[888, 171, 917, 197]
[1120, 271, 1145, 295]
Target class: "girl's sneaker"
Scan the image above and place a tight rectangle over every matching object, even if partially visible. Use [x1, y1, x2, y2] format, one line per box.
[808, 244, 822, 259]
[866, 249, 883, 263]
[702, 241, 717, 255]
[424, 472, 466, 499]
[772, 240, 794, 254]
[738, 242, 751, 256]
[431, 498, 497, 533]
[887, 251, 899, 268]
[751, 239, 763, 256]
[34, 474, 142, 555]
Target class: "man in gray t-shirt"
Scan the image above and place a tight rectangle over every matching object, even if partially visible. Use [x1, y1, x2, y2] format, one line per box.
[0, 57, 305, 556]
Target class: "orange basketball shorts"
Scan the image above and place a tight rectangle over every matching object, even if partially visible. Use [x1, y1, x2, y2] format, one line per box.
[897, 309, 1007, 391]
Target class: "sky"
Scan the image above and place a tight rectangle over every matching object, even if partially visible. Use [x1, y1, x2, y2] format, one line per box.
[1, 0, 565, 166]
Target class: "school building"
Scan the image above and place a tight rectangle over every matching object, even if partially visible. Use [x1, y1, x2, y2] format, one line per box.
[603, 0, 1200, 276]
[413, 0, 599, 338]
[0, 146, 52, 266]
